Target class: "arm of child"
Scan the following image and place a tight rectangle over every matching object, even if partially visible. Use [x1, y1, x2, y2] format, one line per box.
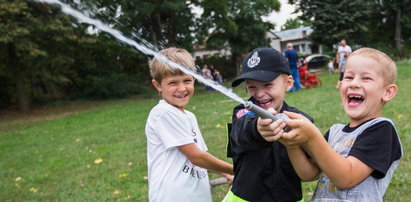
[282, 111, 374, 189]
[282, 145, 320, 181]
[179, 143, 234, 175]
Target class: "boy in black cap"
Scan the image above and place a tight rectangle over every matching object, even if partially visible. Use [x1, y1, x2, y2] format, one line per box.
[226, 47, 314, 202]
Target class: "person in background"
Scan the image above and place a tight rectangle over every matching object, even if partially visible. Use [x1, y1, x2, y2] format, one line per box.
[285, 43, 301, 92]
[328, 58, 335, 73]
[201, 64, 214, 90]
[214, 69, 224, 85]
[336, 39, 352, 88]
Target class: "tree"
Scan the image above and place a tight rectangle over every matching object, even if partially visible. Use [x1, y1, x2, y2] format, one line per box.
[288, 0, 372, 49]
[281, 18, 311, 30]
[0, 0, 147, 112]
[77, 0, 197, 50]
[0, 1, 81, 112]
[196, 0, 281, 75]
[289, 0, 411, 56]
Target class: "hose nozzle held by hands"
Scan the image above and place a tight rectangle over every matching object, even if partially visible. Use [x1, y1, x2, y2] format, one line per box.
[244, 101, 291, 132]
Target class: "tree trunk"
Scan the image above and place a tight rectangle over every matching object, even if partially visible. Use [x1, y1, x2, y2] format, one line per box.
[167, 12, 177, 47]
[232, 52, 243, 76]
[394, 8, 403, 57]
[8, 43, 30, 113]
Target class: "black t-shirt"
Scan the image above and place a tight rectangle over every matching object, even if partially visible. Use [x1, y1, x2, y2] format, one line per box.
[324, 119, 402, 179]
[227, 99, 313, 202]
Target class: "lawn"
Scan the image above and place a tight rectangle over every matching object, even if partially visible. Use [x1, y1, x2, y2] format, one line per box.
[1, 60, 410, 201]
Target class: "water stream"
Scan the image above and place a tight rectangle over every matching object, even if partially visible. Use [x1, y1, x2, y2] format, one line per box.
[34, 0, 245, 104]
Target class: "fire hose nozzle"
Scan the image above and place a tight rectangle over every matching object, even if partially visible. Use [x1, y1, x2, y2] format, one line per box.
[244, 101, 291, 132]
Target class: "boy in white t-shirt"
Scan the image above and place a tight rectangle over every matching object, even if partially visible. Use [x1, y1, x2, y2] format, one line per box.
[145, 47, 233, 202]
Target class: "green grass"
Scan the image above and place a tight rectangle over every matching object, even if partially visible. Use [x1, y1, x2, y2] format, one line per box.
[1, 60, 411, 201]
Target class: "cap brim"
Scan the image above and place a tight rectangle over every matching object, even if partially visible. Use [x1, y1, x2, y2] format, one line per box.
[231, 70, 281, 87]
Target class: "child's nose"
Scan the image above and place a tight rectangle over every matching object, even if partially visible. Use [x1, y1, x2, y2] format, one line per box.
[255, 88, 265, 98]
[350, 77, 361, 87]
[178, 83, 187, 91]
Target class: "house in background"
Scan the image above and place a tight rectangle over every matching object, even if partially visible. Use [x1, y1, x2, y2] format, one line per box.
[192, 44, 231, 61]
[193, 26, 322, 60]
[274, 26, 322, 55]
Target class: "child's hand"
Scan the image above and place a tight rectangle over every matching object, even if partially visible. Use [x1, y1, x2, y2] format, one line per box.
[257, 108, 287, 142]
[280, 111, 320, 147]
[221, 173, 234, 185]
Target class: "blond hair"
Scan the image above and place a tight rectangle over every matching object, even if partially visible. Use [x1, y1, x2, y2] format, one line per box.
[150, 47, 195, 82]
[348, 47, 397, 85]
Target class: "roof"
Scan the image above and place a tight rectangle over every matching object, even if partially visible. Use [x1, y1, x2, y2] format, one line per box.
[274, 26, 313, 41]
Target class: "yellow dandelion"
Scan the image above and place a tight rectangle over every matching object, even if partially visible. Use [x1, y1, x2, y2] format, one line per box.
[114, 190, 121, 195]
[29, 187, 38, 193]
[128, 162, 133, 166]
[15, 177, 22, 182]
[118, 173, 128, 178]
[94, 158, 103, 164]
[75, 138, 81, 142]
[397, 114, 403, 119]
[215, 124, 225, 129]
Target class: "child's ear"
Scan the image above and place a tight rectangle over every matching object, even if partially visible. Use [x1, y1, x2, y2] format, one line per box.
[152, 79, 162, 92]
[285, 75, 294, 91]
[382, 84, 398, 102]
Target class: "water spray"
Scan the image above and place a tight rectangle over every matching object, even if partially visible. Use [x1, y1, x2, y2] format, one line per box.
[33, 0, 291, 128]
[34, 0, 245, 104]
[244, 101, 291, 131]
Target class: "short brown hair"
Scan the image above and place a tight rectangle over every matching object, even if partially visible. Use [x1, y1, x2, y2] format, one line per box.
[150, 47, 195, 82]
[348, 47, 397, 85]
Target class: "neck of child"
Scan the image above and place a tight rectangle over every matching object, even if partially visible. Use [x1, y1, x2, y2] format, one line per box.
[349, 114, 381, 127]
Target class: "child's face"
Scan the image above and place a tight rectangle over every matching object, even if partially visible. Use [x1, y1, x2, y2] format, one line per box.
[245, 74, 293, 111]
[340, 55, 396, 126]
[152, 74, 195, 111]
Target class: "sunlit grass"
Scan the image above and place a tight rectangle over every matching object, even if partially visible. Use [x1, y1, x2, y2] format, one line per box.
[0, 61, 410, 201]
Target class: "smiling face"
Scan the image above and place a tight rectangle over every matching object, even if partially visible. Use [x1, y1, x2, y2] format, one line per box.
[340, 55, 397, 127]
[152, 74, 195, 111]
[245, 74, 293, 111]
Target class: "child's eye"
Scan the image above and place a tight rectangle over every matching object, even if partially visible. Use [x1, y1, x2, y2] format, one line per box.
[343, 76, 353, 80]
[184, 79, 193, 83]
[168, 81, 177, 85]
[363, 77, 372, 81]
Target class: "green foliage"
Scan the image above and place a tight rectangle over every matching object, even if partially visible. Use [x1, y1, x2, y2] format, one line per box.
[289, 0, 372, 48]
[289, 0, 411, 57]
[281, 17, 311, 31]
[196, 0, 281, 74]
[0, 1, 151, 110]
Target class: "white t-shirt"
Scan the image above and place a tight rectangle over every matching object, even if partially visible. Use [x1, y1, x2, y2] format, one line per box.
[145, 100, 211, 202]
[337, 45, 352, 63]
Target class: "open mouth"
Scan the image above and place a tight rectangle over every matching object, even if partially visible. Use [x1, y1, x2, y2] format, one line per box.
[174, 94, 188, 99]
[347, 94, 364, 107]
[256, 99, 272, 109]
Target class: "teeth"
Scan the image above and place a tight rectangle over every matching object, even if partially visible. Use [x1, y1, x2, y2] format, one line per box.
[348, 95, 363, 99]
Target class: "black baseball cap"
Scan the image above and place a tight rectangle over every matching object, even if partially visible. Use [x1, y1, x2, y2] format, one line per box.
[231, 47, 290, 87]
